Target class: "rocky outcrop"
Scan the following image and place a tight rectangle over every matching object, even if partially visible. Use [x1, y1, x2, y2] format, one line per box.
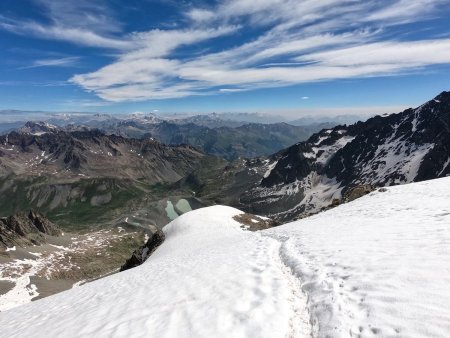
[233, 213, 280, 231]
[120, 226, 165, 272]
[0, 210, 62, 249]
[343, 185, 375, 202]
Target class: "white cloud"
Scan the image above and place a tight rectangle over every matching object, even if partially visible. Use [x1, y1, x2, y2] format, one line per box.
[35, 0, 121, 33]
[296, 39, 450, 67]
[219, 88, 246, 93]
[0, 0, 130, 49]
[3, 0, 450, 102]
[0, 18, 133, 50]
[366, 0, 445, 22]
[19, 56, 80, 69]
[187, 9, 215, 22]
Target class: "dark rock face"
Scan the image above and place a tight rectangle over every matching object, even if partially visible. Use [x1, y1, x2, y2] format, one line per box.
[261, 142, 314, 187]
[27, 210, 62, 237]
[120, 227, 165, 272]
[0, 210, 62, 249]
[324, 92, 450, 187]
[235, 91, 450, 220]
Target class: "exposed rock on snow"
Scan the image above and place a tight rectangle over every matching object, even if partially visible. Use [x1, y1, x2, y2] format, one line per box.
[120, 225, 165, 271]
[343, 184, 375, 202]
[0, 228, 144, 312]
[232, 213, 279, 231]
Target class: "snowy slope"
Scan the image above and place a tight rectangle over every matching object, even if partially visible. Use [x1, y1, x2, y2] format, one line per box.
[1, 178, 450, 337]
[267, 177, 450, 337]
[0, 206, 310, 338]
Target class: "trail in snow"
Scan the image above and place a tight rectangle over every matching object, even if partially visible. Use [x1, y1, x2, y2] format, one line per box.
[266, 178, 450, 337]
[261, 233, 311, 338]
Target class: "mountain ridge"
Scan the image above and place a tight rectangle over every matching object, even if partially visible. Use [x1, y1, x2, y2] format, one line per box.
[0, 210, 62, 249]
[193, 91, 450, 221]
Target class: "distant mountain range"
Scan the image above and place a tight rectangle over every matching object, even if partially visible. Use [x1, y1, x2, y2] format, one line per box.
[91, 120, 332, 160]
[1, 92, 449, 226]
[0, 110, 368, 127]
[2, 113, 336, 160]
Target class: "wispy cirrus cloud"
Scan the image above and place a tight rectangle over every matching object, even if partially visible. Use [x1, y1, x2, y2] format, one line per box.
[0, 0, 131, 49]
[34, 0, 121, 34]
[68, 0, 450, 102]
[2, 0, 450, 102]
[19, 56, 81, 69]
[0, 16, 132, 50]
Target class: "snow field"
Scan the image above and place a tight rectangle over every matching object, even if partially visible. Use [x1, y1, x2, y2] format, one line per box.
[2, 178, 450, 337]
[0, 206, 310, 337]
[267, 177, 450, 337]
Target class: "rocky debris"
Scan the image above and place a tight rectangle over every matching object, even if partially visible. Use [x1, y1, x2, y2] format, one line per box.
[0, 210, 62, 249]
[343, 185, 375, 202]
[120, 225, 165, 272]
[0, 228, 145, 309]
[233, 213, 279, 231]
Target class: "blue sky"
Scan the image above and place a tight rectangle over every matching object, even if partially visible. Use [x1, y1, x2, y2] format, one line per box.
[1, 0, 450, 117]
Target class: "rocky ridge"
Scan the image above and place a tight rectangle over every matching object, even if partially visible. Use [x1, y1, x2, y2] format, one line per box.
[0, 126, 206, 183]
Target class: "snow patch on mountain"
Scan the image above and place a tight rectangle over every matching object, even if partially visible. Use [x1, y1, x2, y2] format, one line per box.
[263, 159, 278, 178]
[357, 141, 434, 185]
[312, 134, 355, 165]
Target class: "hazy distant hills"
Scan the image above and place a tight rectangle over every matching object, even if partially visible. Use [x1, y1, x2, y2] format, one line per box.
[95, 119, 333, 160]
[1, 112, 341, 160]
